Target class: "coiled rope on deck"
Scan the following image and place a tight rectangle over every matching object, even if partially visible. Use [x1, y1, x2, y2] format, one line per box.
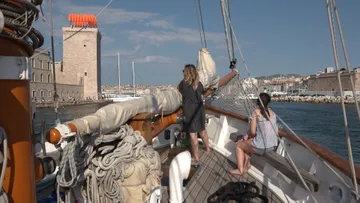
[56, 124, 161, 203]
[0, 0, 44, 56]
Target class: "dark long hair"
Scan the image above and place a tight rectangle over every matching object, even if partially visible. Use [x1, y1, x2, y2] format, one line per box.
[256, 93, 271, 120]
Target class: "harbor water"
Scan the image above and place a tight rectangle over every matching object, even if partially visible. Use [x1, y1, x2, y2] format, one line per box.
[34, 102, 360, 165]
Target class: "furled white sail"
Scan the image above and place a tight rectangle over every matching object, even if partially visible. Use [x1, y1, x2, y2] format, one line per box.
[197, 48, 220, 90]
[69, 89, 182, 135]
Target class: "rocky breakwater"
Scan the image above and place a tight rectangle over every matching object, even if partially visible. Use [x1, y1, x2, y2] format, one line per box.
[273, 95, 356, 104]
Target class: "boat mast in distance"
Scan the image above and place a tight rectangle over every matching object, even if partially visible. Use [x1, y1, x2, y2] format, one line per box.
[132, 61, 136, 97]
[117, 52, 121, 95]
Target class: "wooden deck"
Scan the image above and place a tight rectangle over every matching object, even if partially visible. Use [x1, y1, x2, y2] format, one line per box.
[159, 147, 283, 203]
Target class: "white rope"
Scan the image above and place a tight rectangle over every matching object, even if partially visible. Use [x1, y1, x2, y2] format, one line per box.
[0, 127, 8, 203]
[30, 0, 114, 59]
[56, 124, 161, 203]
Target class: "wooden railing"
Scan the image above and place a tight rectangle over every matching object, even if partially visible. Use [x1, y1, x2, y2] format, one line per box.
[205, 104, 360, 184]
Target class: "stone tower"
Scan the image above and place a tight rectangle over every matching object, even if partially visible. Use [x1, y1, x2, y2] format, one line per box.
[62, 14, 101, 100]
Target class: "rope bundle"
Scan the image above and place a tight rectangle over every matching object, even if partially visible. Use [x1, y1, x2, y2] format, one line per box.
[0, 0, 44, 56]
[57, 124, 161, 203]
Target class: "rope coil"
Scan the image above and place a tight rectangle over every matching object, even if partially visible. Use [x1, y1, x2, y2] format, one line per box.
[56, 124, 162, 203]
[0, 0, 44, 56]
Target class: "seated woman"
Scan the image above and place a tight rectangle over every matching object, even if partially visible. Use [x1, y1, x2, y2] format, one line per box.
[178, 64, 211, 165]
[230, 93, 278, 175]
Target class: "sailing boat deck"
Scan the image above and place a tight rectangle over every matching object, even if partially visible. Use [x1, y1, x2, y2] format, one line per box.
[159, 147, 283, 203]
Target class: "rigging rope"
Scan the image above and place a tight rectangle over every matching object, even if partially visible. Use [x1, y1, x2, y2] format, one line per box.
[215, 0, 359, 199]
[325, 0, 359, 195]
[0, 0, 44, 56]
[221, 0, 250, 77]
[194, 0, 207, 48]
[194, 0, 204, 48]
[220, 0, 232, 63]
[48, 0, 60, 124]
[56, 124, 161, 203]
[226, 0, 236, 62]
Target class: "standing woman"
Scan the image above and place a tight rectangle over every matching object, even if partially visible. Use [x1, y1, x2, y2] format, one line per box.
[178, 64, 211, 164]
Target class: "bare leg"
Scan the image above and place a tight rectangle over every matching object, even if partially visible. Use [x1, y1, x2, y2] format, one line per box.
[244, 153, 251, 173]
[230, 144, 246, 175]
[199, 129, 211, 152]
[189, 132, 200, 162]
[230, 140, 254, 175]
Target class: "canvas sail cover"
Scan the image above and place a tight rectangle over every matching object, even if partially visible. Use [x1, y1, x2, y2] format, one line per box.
[69, 89, 182, 135]
[197, 48, 220, 90]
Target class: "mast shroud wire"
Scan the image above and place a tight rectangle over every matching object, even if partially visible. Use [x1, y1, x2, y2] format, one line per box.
[330, 0, 360, 120]
[218, 0, 360, 198]
[221, 0, 250, 77]
[325, 0, 359, 195]
[194, 0, 207, 48]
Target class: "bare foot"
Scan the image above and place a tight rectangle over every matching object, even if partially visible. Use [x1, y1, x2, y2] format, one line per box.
[230, 168, 244, 175]
[204, 147, 211, 153]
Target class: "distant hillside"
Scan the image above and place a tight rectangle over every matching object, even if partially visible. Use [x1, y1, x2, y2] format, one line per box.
[255, 74, 301, 80]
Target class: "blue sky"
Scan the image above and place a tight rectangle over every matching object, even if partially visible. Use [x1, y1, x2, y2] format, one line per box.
[34, 0, 360, 85]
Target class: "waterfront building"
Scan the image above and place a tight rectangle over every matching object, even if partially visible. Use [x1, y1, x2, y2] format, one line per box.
[305, 68, 360, 92]
[30, 49, 83, 102]
[30, 14, 102, 102]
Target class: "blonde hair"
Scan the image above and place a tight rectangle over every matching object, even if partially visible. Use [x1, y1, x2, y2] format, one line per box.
[183, 64, 199, 88]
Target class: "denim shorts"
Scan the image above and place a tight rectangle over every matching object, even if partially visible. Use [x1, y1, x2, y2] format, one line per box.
[253, 146, 276, 155]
